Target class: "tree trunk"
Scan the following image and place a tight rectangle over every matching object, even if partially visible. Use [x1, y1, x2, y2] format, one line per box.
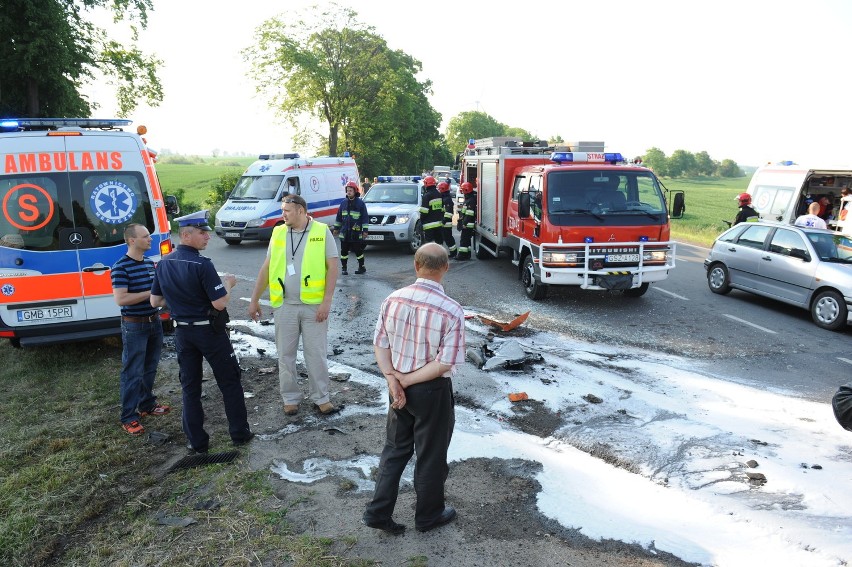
[328, 125, 338, 157]
[27, 78, 39, 117]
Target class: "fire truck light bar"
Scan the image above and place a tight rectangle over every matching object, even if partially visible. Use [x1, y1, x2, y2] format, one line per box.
[377, 176, 422, 183]
[550, 152, 624, 164]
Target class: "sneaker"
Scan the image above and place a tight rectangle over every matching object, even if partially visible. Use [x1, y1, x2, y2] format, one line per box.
[355, 266, 366, 274]
[341, 269, 348, 275]
[140, 403, 170, 417]
[121, 420, 145, 436]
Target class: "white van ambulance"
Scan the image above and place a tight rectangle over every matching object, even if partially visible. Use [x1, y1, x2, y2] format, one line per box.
[214, 153, 359, 245]
[747, 161, 852, 233]
[0, 118, 178, 347]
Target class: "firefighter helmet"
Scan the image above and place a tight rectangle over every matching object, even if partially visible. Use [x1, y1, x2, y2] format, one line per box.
[437, 181, 450, 193]
[423, 175, 437, 187]
[345, 180, 360, 195]
[736, 192, 751, 206]
[460, 182, 473, 194]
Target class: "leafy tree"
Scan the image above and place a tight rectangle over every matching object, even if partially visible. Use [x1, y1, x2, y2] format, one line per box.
[445, 111, 507, 156]
[207, 170, 243, 224]
[668, 150, 697, 177]
[504, 126, 535, 141]
[693, 151, 717, 176]
[643, 147, 669, 176]
[246, 3, 440, 170]
[718, 159, 744, 178]
[550, 134, 565, 144]
[0, 0, 163, 117]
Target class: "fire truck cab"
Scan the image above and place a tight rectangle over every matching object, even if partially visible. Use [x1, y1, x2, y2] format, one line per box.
[462, 138, 683, 299]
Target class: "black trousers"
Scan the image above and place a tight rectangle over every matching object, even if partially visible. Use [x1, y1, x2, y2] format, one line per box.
[340, 241, 366, 265]
[364, 377, 455, 528]
[423, 227, 444, 245]
[175, 326, 251, 451]
[441, 226, 456, 252]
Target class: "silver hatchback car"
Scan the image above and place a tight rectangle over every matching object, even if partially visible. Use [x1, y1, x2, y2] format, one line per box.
[704, 221, 852, 330]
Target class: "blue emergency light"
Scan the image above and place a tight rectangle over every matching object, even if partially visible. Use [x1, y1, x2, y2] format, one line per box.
[584, 236, 594, 243]
[377, 176, 422, 183]
[0, 118, 132, 132]
[550, 152, 625, 165]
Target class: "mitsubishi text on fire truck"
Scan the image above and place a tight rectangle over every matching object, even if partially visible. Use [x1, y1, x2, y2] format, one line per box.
[0, 118, 179, 347]
[462, 138, 684, 299]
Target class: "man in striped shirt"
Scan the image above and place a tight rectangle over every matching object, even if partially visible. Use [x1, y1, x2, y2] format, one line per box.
[111, 223, 168, 436]
[362, 243, 466, 535]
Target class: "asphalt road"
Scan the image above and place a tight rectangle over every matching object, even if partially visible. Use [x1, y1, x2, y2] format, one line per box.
[205, 234, 850, 403]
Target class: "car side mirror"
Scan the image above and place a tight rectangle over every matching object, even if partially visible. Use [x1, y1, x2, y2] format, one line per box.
[164, 195, 180, 216]
[518, 193, 531, 219]
[790, 249, 810, 261]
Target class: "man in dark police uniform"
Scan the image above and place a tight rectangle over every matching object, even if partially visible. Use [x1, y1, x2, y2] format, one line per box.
[150, 210, 253, 453]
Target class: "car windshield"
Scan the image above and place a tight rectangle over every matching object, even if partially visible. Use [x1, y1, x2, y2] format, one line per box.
[546, 170, 666, 214]
[363, 184, 419, 204]
[230, 175, 283, 200]
[806, 232, 852, 262]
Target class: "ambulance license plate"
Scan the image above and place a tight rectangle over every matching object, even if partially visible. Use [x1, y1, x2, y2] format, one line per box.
[17, 306, 73, 322]
[606, 254, 640, 263]
[365, 234, 384, 241]
[224, 232, 240, 238]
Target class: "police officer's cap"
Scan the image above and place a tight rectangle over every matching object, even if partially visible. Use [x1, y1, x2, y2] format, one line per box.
[176, 210, 212, 231]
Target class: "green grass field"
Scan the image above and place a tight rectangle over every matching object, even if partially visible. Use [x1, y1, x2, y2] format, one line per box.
[155, 157, 750, 247]
[664, 176, 750, 246]
[155, 156, 253, 209]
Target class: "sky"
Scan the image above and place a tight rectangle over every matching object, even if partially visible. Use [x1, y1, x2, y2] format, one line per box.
[87, 0, 852, 167]
[227, 313, 852, 567]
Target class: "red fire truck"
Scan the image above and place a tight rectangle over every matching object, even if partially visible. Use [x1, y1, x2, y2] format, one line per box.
[461, 138, 684, 299]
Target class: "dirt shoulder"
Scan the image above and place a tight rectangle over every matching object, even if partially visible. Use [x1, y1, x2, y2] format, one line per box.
[78, 337, 696, 567]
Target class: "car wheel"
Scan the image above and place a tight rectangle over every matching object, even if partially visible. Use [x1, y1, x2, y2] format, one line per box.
[811, 289, 847, 331]
[623, 283, 649, 297]
[521, 254, 548, 300]
[707, 263, 732, 295]
[407, 220, 422, 254]
[224, 238, 241, 246]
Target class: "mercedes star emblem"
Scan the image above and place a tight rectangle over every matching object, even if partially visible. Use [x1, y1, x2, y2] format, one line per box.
[69, 232, 83, 244]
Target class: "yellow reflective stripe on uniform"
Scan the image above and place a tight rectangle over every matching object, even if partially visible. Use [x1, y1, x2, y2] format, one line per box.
[268, 221, 327, 306]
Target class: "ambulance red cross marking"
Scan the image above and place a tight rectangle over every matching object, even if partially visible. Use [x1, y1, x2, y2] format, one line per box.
[2, 184, 55, 231]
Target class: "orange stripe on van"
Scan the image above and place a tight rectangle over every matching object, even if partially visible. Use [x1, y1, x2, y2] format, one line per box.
[81, 272, 115, 295]
[0, 273, 83, 303]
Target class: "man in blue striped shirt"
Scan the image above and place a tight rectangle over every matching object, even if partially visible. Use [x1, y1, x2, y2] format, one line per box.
[111, 223, 168, 436]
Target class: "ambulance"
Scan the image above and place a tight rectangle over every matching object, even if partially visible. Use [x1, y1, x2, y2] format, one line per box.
[745, 161, 852, 233]
[214, 153, 359, 245]
[0, 118, 178, 347]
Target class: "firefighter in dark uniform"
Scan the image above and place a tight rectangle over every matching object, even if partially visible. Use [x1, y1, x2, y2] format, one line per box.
[150, 210, 253, 454]
[437, 181, 457, 258]
[456, 181, 477, 260]
[733, 193, 758, 225]
[419, 175, 444, 245]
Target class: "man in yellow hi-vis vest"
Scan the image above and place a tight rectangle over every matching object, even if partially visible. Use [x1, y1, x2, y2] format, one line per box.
[249, 195, 341, 416]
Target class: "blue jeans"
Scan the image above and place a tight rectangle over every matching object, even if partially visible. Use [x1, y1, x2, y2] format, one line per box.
[119, 319, 164, 423]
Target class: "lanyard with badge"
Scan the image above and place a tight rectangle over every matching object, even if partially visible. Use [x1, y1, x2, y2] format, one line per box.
[287, 220, 309, 277]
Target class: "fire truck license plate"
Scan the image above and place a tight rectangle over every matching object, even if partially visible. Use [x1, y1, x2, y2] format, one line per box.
[224, 232, 240, 238]
[365, 234, 384, 241]
[606, 253, 640, 263]
[17, 306, 73, 322]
